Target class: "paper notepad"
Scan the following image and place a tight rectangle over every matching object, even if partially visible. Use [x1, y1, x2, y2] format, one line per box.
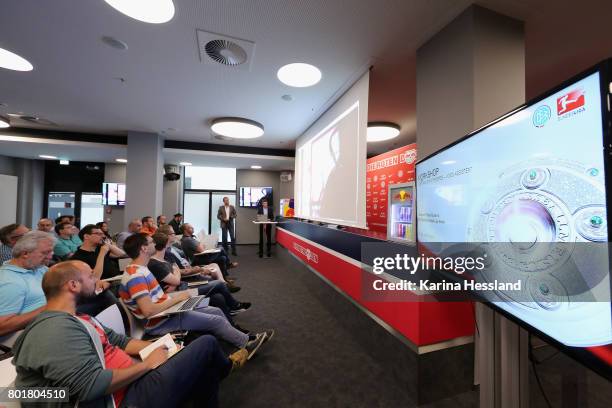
[139, 333, 179, 361]
[194, 248, 221, 255]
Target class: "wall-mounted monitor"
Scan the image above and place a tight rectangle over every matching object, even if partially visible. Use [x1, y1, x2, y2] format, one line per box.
[239, 187, 272, 208]
[416, 60, 612, 379]
[102, 182, 125, 206]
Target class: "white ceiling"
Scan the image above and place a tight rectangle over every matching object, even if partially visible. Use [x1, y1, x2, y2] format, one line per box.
[0, 134, 294, 170]
[1, 0, 612, 159]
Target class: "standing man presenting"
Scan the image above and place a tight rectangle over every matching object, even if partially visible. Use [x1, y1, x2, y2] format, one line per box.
[257, 198, 274, 258]
[217, 197, 237, 256]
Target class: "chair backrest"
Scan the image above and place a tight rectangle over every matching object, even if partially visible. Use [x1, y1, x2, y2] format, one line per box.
[95, 304, 126, 336]
[0, 356, 17, 387]
[117, 299, 144, 340]
[0, 330, 23, 351]
[118, 258, 131, 272]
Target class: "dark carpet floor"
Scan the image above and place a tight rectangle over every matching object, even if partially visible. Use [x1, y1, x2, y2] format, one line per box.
[218, 244, 478, 408]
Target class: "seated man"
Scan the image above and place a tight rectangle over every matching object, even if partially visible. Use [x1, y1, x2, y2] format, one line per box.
[180, 223, 237, 277]
[119, 233, 271, 356]
[168, 212, 183, 235]
[12, 260, 244, 408]
[157, 225, 235, 289]
[71, 224, 125, 279]
[140, 216, 158, 236]
[149, 232, 250, 321]
[0, 231, 54, 336]
[53, 221, 83, 259]
[0, 223, 29, 264]
[36, 218, 55, 236]
[116, 218, 143, 249]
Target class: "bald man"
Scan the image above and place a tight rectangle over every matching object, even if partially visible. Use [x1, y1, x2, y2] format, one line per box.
[12, 260, 241, 408]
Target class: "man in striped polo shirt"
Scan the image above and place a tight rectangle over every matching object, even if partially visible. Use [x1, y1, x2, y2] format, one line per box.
[118, 233, 272, 359]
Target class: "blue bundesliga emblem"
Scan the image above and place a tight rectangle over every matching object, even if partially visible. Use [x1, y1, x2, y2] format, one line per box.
[532, 105, 551, 128]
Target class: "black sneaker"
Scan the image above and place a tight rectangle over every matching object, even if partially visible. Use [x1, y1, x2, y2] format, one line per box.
[234, 324, 251, 335]
[230, 302, 252, 316]
[245, 332, 266, 360]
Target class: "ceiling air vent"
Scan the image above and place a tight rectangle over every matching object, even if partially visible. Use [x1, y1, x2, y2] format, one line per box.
[205, 40, 247, 66]
[196, 29, 255, 71]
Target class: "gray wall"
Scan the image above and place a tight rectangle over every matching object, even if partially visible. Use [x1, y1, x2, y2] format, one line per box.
[0, 155, 44, 228]
[162, 168, 183, 220]
[235, 170, 281, 244]
[124, 132, 164, 227]
[103, 162, 183, 234]
[279, 171, 294, 204]
[0, 155, 18, 175]
[416, 6, 525, 158]
[103, 163, 126, 234]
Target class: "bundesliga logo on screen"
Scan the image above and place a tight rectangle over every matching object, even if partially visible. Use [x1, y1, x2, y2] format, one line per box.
[557, 89, 585, 119]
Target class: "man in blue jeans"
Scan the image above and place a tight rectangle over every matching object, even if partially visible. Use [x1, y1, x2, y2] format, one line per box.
[12, 260, 247, 408]
[119, 233, 272, 357]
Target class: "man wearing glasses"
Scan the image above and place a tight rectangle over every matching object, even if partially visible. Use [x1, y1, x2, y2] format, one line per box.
[0, 223, 29, 264]
[71, 224, 126, 280]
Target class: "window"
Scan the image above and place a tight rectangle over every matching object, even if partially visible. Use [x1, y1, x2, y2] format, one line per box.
[184, 167, 236, 190]
[183, 166, 237, 242]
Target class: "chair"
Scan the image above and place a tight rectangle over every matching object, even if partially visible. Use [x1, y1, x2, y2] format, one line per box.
[117, 299, 145, 340]
[118, 258, 131, 272]
[95, 304, 126, 336]
[0, 330, 23, 354]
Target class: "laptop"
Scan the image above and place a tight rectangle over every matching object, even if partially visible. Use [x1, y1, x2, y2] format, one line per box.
[150, 295, 210, 318]
[256, 214, 268, 222]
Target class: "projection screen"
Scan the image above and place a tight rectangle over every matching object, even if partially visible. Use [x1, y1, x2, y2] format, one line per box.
[294, 72, 369, 228]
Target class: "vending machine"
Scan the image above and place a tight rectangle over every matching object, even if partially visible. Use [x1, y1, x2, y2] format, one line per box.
[387, 182, 415, 243]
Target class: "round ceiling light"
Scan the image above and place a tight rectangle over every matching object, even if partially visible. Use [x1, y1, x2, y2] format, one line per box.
[0, 116, 9, 128]
[104, 0, 175, 24]
[367, 122, 400, 142]
[277, 63, 322, 87]
[0, 47, 33, 71]
[211, 117, 264, 139]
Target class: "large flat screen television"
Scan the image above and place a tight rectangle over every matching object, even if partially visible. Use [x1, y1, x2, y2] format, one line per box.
[102, 182, 125, 206]
[416, 60, 612, 379]
[239, 187, 272, 208]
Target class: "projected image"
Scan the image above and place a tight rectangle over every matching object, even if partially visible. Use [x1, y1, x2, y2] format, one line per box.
[239, 187, 272, 208]
[294, 72, 369, 228]
[102, 182, 125, 206]
[296, 102, 361, 224]
[416, 72, 611, 349]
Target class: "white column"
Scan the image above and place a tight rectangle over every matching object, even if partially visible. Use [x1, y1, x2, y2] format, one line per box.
[124, 132, 164, 225]
[416, 6, 528, 407]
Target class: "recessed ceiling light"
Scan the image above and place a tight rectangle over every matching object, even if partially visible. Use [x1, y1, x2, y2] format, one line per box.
[116, 158, 128, 163]
[179, 162, 192, 166]
[211, 117, 264, 139]
[250, 165, 262, 169]
[59, 160, 70, 165]
[277, 63, 321, 87]
[0, 116, 9, 128]
[0, 47, 33, 71]
[367, 122, 400, 142]
[39, 155, 57, 159]
[104, 0, 175, 24]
